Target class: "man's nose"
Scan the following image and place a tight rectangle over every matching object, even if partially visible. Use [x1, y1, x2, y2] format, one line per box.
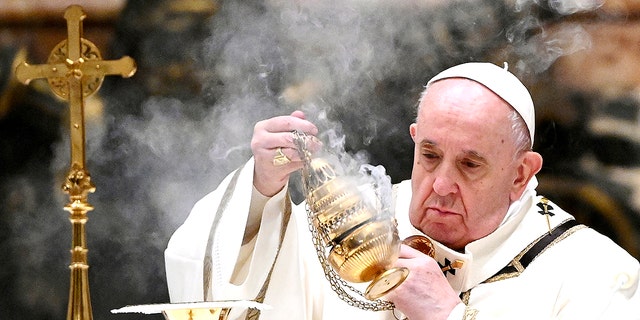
[432, 165, 459, 196]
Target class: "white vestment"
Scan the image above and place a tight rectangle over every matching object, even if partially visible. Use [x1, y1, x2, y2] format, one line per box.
[165, 158, 640, 319]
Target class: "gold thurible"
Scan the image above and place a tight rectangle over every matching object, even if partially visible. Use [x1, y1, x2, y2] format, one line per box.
[293, 131, 410, 307]
[303, 156, 408, 299]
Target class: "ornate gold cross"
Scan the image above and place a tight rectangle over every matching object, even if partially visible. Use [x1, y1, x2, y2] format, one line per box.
[16, 5, 136, 169]
[15, 5, 136, 320]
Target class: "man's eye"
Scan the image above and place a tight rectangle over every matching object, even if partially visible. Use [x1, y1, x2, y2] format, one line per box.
[422, 152, 439, 160]
[462, 160, 480, 168]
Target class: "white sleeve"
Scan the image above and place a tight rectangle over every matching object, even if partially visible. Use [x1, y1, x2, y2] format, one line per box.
[229, 185, 289, 284]
[164, 157, 292, 303]
[164, 158, 255, 302]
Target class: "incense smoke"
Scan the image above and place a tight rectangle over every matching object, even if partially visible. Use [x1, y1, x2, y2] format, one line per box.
[0, 0, 599, 319]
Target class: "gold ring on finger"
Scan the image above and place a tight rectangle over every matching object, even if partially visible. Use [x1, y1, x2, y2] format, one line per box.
[273, 147, 291, 166]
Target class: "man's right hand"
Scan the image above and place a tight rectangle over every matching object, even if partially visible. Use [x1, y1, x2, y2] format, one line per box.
[251, 110, 319, 197]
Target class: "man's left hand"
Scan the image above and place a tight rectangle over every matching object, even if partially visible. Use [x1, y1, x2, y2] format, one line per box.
[386, 245, 461, 320]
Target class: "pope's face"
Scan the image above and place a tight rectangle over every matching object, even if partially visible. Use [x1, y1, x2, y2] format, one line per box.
[409, 78, 526, 250]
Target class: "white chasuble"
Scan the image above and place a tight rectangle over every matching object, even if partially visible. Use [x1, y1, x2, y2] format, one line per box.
[166, 159, 640, 320]
[165, 158, 396, 319]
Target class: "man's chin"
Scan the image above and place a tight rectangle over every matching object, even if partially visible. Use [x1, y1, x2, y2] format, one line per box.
[422, 224, 463, 247]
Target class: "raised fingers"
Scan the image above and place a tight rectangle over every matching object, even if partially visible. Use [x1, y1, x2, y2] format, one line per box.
[252, 113, 319, 162]
[254, 113, 318, 138]
[251, 111, 320, 196]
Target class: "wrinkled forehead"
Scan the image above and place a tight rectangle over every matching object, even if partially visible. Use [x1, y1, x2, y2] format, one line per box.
[425, 62, 535, 147]
[418, 79, 515, 132]
[419, 78, 512, 122]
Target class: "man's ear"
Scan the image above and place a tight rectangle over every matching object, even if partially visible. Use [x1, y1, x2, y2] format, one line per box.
[409, 123, 417, 141]
[510, 151, 543, 201]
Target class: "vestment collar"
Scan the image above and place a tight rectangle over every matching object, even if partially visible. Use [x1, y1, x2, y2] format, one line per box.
[394, 178, 574, 292]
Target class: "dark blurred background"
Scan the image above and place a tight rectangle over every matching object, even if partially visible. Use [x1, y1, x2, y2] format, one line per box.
[1, 0, 639, 319]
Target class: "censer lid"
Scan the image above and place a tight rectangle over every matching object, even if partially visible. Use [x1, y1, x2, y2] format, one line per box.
[303, 157, 339, 191]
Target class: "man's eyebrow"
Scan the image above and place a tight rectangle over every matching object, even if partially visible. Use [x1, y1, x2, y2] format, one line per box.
[419, 139, 437, 147]
[419, 140, 487, 162]
[463, 150, 487, 162]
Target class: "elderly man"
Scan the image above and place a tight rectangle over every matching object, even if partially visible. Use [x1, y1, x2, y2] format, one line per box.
[165, 62, 640, 319]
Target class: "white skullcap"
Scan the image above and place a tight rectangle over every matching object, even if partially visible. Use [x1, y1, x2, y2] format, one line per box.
[426, 62, 535, 147]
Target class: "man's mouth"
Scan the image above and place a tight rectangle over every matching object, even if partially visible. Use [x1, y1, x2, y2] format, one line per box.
[427, 207, 458, 216]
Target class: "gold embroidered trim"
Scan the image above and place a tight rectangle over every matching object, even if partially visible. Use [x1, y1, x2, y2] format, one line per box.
[484, 269, 518, 283]
[534, 224, 586, 261]
[463, 306, 479, 320]
[460, 290, 471, 305]
[203, 164, 246, 300]
[246, 193, 292, 320]
[484, 219, 586, 284]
